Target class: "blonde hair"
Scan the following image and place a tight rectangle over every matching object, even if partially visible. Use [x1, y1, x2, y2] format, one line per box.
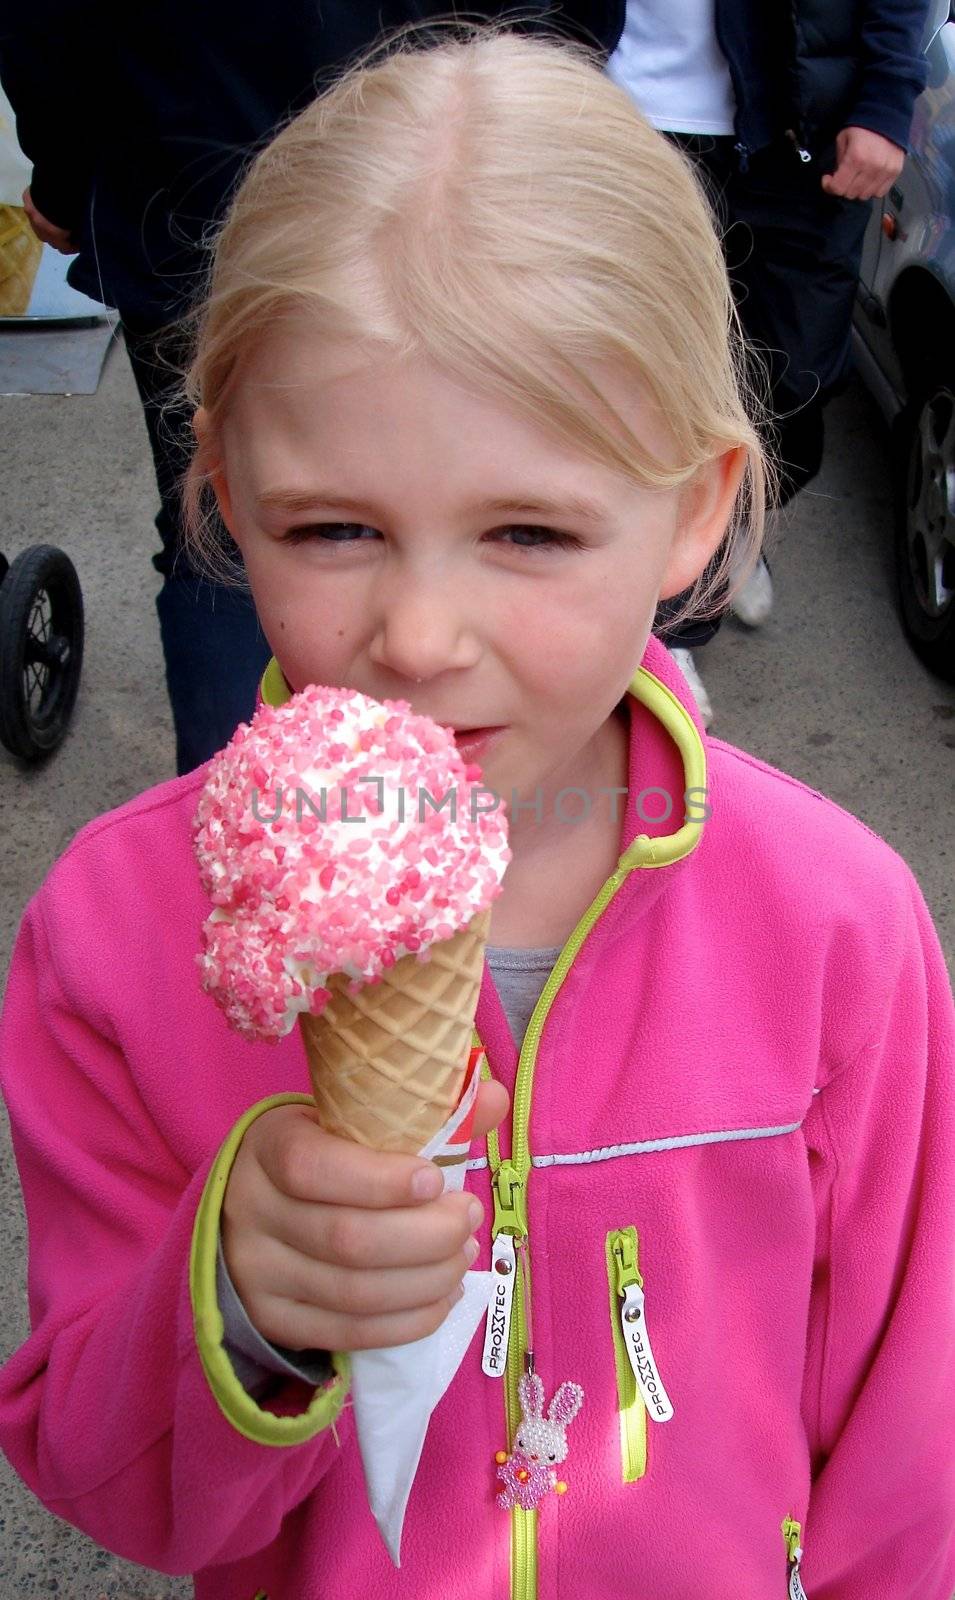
[179, 19, 774, 629]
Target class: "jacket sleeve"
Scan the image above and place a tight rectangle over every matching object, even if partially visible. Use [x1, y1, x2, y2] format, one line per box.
[0, 891, 350, 1576]
[0, 8, 98, 229]
[799, 859, 955, 1599]
[217, 1226, 333, 1393]
[843, 0, 933, 152]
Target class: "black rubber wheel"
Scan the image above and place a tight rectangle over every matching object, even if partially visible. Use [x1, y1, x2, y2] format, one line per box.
[894, 386, 955, 683]
[0, 545, 84, 760]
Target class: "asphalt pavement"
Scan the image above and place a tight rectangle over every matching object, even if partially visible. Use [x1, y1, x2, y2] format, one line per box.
[0, 333, 953, 1597]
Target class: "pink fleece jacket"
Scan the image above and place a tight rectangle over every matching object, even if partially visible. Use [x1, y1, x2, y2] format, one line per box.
[0, 633, 953, 1600]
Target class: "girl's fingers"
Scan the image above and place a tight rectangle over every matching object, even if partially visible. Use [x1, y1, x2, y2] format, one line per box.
[270, 1189, 481, 1270]
[254, 1234, 477, 1319]
[253, 1289, 464, 1353]
[257, 1087, 508, 1212]
[471, 1078, 510, 1140]
[262, 1108, 449, 1208]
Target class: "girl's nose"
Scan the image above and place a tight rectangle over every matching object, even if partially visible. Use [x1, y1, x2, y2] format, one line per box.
[368, 575, 481, 684]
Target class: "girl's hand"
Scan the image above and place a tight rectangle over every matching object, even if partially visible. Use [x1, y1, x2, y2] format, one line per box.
[221, 1079, 509, 1352]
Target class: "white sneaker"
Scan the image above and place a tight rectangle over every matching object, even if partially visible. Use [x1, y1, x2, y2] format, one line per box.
[731, 554, 774, 628]
[668, 647, 713, 728]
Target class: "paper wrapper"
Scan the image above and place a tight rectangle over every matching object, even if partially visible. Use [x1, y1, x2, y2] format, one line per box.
[346, 1045, 491, 1565]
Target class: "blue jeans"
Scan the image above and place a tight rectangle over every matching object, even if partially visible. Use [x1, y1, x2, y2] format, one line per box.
[123, 319, 272, 774]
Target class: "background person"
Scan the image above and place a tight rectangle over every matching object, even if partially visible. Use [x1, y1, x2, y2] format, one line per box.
[607, 0, 933, 724]
[0, 1, 617, 773]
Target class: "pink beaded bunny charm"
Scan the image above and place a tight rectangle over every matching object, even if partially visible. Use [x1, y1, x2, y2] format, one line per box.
[495, 1373, 584, 1510]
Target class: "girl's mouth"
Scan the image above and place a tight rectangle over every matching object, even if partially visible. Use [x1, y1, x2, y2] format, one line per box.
[450, 726, 505, 761]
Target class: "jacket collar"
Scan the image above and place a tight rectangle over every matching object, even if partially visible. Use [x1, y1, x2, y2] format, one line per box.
[255, 631, 707, 873]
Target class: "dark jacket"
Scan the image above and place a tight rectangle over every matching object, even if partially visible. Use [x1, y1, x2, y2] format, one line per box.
[0, 1, 619, 320]
[0, 0, 933, 319]
[713, 0, 935, 163]
[602, 0, 933, 162]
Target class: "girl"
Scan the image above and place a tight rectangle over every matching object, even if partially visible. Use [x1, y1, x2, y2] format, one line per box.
[1, 23, 953, 1600]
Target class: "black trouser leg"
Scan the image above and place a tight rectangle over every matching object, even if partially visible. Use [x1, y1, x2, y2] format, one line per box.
[122, 317, 273, 773]
[655, 133, 872, 649]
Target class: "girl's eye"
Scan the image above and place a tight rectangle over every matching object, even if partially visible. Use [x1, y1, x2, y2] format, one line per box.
[490, 525, 583, 552]
[281, 522, 583, 551]
[282, 522, 379, 547]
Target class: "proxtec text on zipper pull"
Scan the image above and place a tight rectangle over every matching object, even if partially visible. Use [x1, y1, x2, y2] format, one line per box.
[610, 1229, 673, 1422]
[483, 1159, 527, 1378]
[482, 1232, 517, 1376]
[618, 1281, 673, 1421]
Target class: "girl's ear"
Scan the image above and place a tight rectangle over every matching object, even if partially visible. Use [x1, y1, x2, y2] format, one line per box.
[192, 405, 236, 533]
[657, 443, 748, 602]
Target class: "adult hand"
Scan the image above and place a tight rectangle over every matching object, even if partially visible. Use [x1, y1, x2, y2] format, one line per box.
[21, 186, 77, 253]
[820, 127, 905, 202]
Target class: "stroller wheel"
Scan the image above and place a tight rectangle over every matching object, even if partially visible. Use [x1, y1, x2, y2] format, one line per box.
[0, 544, 84, 761]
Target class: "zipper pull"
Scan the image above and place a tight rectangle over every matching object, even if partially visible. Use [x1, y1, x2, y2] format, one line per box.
[482, 1231, 517, 1376]
[491, 1160, 528, 1237]
[611, 1230, 673, 1422]
[733, 140, 750, 174]
[782, 1517, 809, 1600]
[618, 1282, 673, 1421]
[784, 128, 812, 164]
[483, 1163, 527, 1378]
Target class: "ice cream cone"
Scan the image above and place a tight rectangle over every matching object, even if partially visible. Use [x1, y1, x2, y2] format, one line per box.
[299, 907, 491, 1154]
[194, 684, 510, 1569]
[0, 205, 43, 318]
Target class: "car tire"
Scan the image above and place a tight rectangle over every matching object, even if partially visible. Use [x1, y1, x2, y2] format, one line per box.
[894, 384, 955, 682]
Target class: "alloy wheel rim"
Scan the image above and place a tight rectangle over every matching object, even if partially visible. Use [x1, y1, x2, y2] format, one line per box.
[906, 389, 955, 621]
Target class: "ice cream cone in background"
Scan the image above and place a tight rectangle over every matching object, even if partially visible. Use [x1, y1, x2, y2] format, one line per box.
[300, 906, 490, 1154]
[0, 205, 43, 317]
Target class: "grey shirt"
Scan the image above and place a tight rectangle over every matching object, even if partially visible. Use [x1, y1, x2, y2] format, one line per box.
[217, 943, 562, 1394]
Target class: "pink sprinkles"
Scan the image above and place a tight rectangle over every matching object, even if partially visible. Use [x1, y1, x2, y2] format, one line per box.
[193, 684, 510, 1040]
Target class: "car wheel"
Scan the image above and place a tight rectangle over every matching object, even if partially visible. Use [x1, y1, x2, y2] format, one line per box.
[895, 385, 955, 682]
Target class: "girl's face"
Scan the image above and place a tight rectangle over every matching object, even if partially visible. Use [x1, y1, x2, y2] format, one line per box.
[199, 326, 743, 836]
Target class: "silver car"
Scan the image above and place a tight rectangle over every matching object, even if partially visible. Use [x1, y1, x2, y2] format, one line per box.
[852, 0, 955, 681]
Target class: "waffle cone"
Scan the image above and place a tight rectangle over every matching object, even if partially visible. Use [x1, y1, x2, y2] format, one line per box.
[299, 907, 491, 1154]
[0, 206, 43, 318]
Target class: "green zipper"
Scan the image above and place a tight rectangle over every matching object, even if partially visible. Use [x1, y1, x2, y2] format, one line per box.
[782, 1517, 809, 1599]
[605, 1228, 649, 1482]
[479, 863, 635, 1600]
[472, 663, 707, 1599]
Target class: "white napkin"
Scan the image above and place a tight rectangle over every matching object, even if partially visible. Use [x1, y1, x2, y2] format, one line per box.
[349, 1057, 492, 1565]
